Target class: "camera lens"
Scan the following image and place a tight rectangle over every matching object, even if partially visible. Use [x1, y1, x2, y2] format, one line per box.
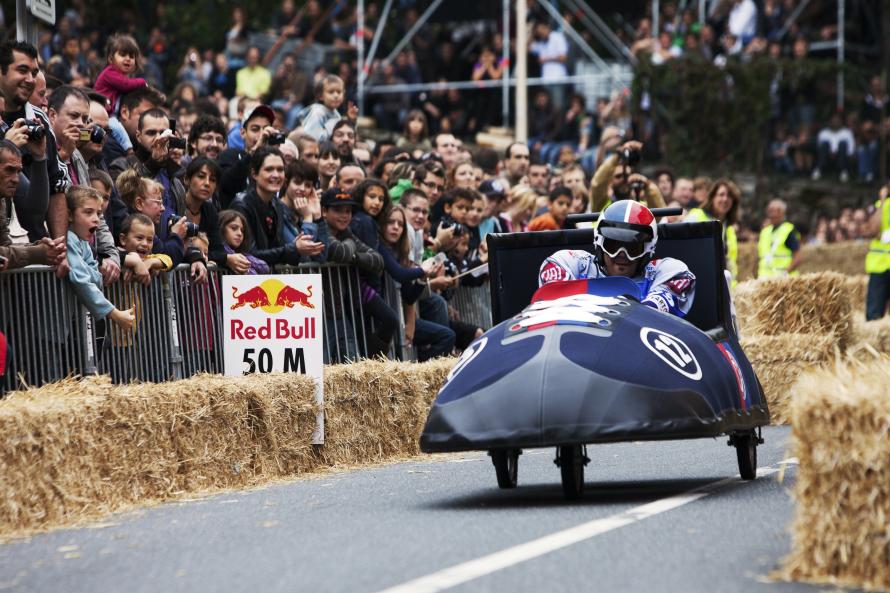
[90, 125, 106, 144]
[169, 136, 187, 150]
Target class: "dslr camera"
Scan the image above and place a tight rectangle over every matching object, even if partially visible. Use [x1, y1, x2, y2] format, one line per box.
[78, 125, 106, 144]
[617, 146, 641, 167]
[23, 120, 45, 141]
[440, 216, 465, 237]
[267, 131, 286, 146]
[169, 215, 200, 238]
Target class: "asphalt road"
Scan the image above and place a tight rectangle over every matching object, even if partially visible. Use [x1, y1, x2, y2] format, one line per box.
[0, 426, 830, 593]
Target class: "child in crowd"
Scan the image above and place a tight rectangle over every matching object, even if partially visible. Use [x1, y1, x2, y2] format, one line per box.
[89, 169, 114, 214]
[463, 190, 488, 259]
[301, 74, 358, 142]
[190, 233, 210, 261]
[321, 187, 396, 359]
[349, 179, 390, 252]
[528, 186, 573, 231]
[118, 212, 172, 285]
[433, 188, 474, 241]
[317, 140, 341, 191]
[116, 169, 187, 265]
[218, 209, 269, 275]
[94, 34, 147, 156]
[65, 186, 135, 331]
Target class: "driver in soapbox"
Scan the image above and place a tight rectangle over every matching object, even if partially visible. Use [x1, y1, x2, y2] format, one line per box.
[538, 200, 696, 317]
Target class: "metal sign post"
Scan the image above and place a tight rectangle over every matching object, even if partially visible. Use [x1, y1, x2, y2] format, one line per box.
[17, 0, 54, 46]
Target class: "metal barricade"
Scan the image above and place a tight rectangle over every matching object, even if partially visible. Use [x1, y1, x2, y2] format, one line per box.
[450, 281, 493, 332]
[96, 273, 177, 383]
[382, 274, 416, 362]
[0, 265, 93, 393]
[171, 266, 227, 377]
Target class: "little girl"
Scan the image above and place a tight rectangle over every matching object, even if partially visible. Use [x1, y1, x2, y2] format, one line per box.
[218, 209, 270, 275]
[66, 186, 135, 330]
[118, 212, 173, 285]
[95, 34, 147, 155]
[349, 179, 389, 252]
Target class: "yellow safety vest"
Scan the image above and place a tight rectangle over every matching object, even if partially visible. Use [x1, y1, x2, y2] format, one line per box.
[865, 199, 890, 274]
[685, 208, 738, 285]
[758, 221, 798, 278]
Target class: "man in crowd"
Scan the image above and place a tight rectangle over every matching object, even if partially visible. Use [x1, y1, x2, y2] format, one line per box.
[103, 85, 165, 165]
[235, 46, 272, 100]
[529, 20, 568, 110]
[812, 111, 854, 183]
[673, 177, 695, 209]
[413, 161, 446, 207]
[527, 158, 550, 195]
[502, 142, 530, 187]
[334, 163, 365, 193]
[293, 133, 319, 167]
[590, 140, 665, 212]
[331, 119, 356, 163]
[187, 114, 227, 162]
[48, 85, 120, 284]
[218, 103, 278, 208]
[864, 189, 889, 320]
[433, 133, 459, 168]
[757, 199, 803, 278]
[0, 140, 65, 270]
[0, 41, 69, 239]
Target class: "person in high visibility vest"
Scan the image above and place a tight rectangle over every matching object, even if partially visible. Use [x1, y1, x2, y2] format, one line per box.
[757, 199, 803, 278]
[589, 140, 666, 213]
[864, 189, 890, 320]
[684, 178, 740, 285]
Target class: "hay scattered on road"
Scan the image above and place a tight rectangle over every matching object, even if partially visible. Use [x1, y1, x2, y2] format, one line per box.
[778, 357, 890, 591]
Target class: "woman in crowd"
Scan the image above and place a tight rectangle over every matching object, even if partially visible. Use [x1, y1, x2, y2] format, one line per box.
[178, 156, 228, 268]
[684, 178, 741, 284]
[501, 185, 539, 232]
[446, 158, 477, 191]
[396, 109, 432, 154]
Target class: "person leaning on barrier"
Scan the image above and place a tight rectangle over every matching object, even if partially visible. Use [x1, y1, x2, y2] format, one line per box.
[684, 178, 741, 286]
[65, 185, 135, 331]
[117, 212, 172, 286]
[48, 85, 121, 286]
[230, 146, 304, 268]
[176, 156, 228, 269]
[863, 186, 890, 320]
[757, 199, 803, 279]
[0, 140, 65, 270]
[279, 159, 327, 262]
[589, 140, 666, 213]
[0, 107, 51, 243]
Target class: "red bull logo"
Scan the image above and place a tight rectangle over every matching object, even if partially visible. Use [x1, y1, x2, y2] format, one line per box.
[230, 279, 315, 314]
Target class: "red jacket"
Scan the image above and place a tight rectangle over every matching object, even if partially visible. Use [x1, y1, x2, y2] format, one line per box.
[94, 66, 147, 113]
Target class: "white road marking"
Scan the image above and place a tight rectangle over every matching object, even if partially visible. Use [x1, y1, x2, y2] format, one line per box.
[373, 461, 791, 593]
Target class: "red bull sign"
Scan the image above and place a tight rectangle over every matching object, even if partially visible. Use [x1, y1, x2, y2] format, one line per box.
[223, 274, 324, 441]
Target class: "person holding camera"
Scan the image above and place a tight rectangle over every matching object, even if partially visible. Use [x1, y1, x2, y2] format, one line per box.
[589, 140, 666, 213]
[109, 108, 189, 224]
[0, 41, 71, 242]
[47, 85, 121, 285]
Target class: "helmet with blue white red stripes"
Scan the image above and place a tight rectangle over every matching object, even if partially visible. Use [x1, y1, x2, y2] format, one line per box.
[594, 200, 658, 271]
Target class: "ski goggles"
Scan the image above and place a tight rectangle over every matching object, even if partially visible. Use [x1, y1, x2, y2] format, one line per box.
[599, 237, 647, 260]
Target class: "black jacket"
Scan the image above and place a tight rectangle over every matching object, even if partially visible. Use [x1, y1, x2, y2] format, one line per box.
[230, 189, 301, 267]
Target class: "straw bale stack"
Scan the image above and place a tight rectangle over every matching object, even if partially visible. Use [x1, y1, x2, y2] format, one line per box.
[740, 333, 837, 424]
[0, 373, 319, 534]
[737, 242, 757, 282]
[319, 358, 454, 466]
[779, 357, 890, 591]
[850, 317, 890, 357]
[736, 241, 867, 283]
[0, 358, 457, 536]
[733, 272, 854, 350]
[845, 275, 869, 314]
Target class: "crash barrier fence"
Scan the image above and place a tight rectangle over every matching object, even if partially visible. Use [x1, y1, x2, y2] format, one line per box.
[0, 264, 492, 394]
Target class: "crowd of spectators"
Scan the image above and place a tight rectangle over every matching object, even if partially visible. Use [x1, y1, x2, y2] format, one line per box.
[1, 0, 886, 375]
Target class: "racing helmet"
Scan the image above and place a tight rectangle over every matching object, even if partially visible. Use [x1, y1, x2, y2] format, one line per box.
[593, 200, 658, 271]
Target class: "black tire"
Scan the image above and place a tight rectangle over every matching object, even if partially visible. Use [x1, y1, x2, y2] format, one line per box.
[735, 431, 757, 480]
[490, 449, 519, 489]
[559, 445, 585, 499]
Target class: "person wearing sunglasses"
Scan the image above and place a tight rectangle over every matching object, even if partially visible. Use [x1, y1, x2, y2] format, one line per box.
[538, 200, 696, 318]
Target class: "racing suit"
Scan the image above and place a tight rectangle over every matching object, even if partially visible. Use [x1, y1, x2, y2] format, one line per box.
[538, 249, 696, 318]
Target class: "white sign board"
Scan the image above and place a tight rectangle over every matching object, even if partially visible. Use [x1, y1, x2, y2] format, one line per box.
[27, 0, 56, 25]
[223, 274, 324, 442]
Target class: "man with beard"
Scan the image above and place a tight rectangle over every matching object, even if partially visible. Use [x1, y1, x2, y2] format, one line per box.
[187, 114, 227, 164]
[330, 119, 356, 164]
[101, 85, 165, 166]
[589, 140, 665, 212]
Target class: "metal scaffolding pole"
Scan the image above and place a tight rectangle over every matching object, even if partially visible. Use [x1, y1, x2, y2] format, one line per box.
[382, 0, 445, 65]
[516, 0, 528, 142]
[361, 0, 393, 84]
[652, 0, 660, 37]
[837, 0, 845, 110]
[502, 0, 510, 126]
[358, 0, 365, 116]
[563, 0, 636, 64]
[537, 0, 609, 71]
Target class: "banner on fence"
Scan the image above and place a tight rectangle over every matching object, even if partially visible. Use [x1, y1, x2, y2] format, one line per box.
[223, 274, 325, 441]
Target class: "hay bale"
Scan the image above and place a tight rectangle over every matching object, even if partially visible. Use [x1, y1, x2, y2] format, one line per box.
[845, 275, 869, 314]
[319, 358, 455, 466]
[737, 242, 758, 283]
[850, 317, 890, 358]
[740, 333, 837, 424]
[734, 272, 855, 350]
[778, 357, 890, 591]
[0, 373, 319, 535]
[0, 358, 457, 537]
